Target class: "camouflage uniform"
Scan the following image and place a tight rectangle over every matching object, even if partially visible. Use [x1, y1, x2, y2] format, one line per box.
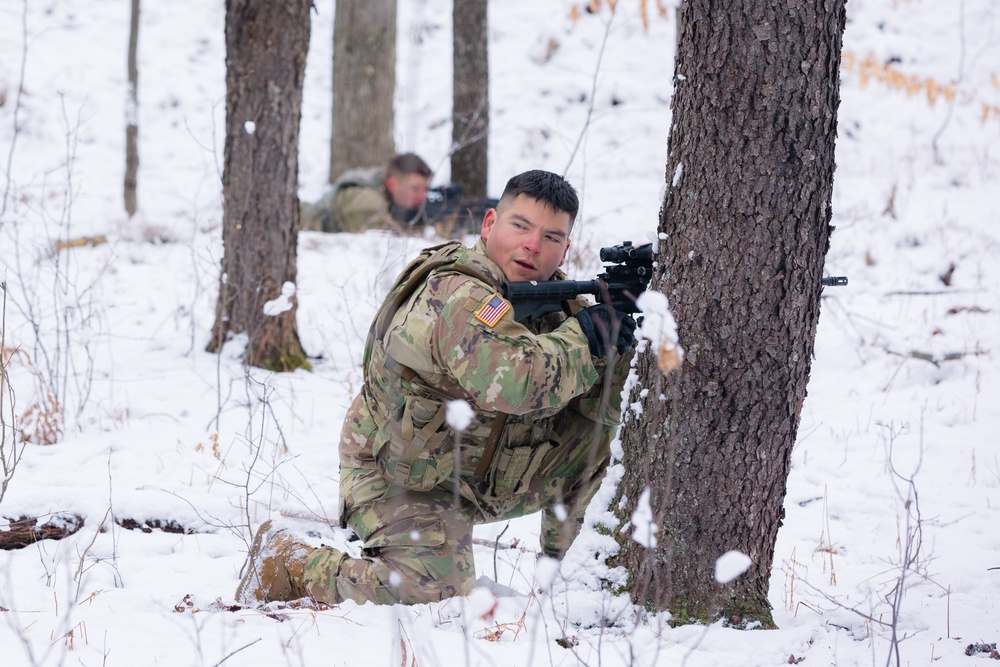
[300, 166, 394, 234]
[303, 239, 632, 605]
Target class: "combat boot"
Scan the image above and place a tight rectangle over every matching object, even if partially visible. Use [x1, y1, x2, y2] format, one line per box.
[235, 520, 313, 605]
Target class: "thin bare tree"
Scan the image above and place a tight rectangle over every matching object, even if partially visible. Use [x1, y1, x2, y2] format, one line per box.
[124, 0, 140, 217]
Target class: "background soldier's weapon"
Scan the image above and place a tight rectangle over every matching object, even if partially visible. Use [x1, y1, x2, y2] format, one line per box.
[392, 184, 499, 235]
[503, 241, 654, 323]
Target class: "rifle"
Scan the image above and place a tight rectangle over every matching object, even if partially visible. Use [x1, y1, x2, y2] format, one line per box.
[392, 184, 499, 235]
[502, 240, 848, 324]
[503, 241, 654, 323]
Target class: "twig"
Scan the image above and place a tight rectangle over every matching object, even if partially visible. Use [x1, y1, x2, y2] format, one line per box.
[472, 535, 528, 552]
[74, 508, 112, 601]
[1, 281, 27, 507]
[882, 347, 987, 367]
[492, 523, 511, 582]
[562, 8, 615, 177]
[930, 0, 965, 163]
[884, 289, 982, 296]
[0, 0, 29, 228]
[212, 638, 261, 667]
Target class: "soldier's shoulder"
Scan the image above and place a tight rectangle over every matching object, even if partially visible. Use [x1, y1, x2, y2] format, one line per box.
[337, 184, 387, 209]
[394, 242, 507, 320]
[441, 244, 505, 287]
[333, 166, 384, 189]
[424, 267, 497, 314]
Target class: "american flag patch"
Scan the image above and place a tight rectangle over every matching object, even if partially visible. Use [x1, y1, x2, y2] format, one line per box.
[475, 294, 511, 327]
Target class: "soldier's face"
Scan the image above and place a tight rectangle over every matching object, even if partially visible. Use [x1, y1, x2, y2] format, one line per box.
[387, 173, 430, 210]
[480, 195, 572, 282]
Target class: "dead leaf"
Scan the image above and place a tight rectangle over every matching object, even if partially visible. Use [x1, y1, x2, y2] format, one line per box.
[657, 341, 681, 374]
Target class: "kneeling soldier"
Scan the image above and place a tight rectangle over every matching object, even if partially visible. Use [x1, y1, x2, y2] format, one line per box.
[237, 169, 636, 606]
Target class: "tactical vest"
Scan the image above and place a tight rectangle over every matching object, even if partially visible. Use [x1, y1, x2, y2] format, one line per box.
[362, 242, 565, 496]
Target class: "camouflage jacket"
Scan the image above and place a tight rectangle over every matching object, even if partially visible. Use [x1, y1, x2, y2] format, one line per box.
[339, 239, 623, 500]
[301, 166, 392, 233]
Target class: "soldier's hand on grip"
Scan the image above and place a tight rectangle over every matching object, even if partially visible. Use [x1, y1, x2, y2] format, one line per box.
[576, 305, 637, 359]
[617, 311, 638, 353]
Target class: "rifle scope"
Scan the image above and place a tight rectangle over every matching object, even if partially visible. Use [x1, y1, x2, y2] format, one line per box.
[600, 241, 654, 265]
[821, 276, 848, 287]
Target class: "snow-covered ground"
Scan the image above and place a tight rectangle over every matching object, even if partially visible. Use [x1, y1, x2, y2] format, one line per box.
[1, 1, 997, 665]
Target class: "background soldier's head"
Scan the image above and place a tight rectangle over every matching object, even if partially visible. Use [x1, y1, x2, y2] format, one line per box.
[385, 153, 432, 210]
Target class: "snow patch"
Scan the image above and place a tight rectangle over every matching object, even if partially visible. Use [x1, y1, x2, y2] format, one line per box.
[446, 399, 474, 432]
[262, 281, 296, 316]
[630, 487, 658, 548]
[715, 550, 752, 584]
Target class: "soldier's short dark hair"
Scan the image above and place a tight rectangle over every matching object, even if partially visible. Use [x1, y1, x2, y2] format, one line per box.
[497, 170, 579, 224]
[387, 153, 432, 180]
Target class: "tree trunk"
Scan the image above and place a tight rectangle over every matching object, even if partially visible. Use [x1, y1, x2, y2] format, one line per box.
[330, 0, 396, 183]
[612, 0, 847, 627]
[451, 0, 489, 197]
[124, 0, 139, 217]
[209, 0, 310, 372]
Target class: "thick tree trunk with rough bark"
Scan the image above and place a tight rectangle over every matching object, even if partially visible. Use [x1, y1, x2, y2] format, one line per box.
[451, 0, 489, 197]
[330, 0, 396, 183]
[209, 0, 310, 372]
[612, 0, 847, 627]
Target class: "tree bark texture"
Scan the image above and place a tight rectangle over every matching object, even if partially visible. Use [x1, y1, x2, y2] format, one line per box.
[210, 0, 310, 372]
[451, 0, 489, 197]
[330, 0, 396, 183]
[124, 0, 139, 217]
[613, 0, 847, 626]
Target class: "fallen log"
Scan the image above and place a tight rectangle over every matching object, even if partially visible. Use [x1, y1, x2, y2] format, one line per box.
[116, 517, 194, 534]
[0, 513, 85, 550]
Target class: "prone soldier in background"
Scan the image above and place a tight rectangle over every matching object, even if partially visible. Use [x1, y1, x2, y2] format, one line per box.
[238, 169, 638, 606]
[300, 152, 500, 238]
[300, 152, 433, 234]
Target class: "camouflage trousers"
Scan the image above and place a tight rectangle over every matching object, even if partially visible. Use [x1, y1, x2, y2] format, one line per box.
[302, 412, 616, 606]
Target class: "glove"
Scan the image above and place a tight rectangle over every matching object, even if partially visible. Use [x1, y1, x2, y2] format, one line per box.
[575, 305, 637, 359]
